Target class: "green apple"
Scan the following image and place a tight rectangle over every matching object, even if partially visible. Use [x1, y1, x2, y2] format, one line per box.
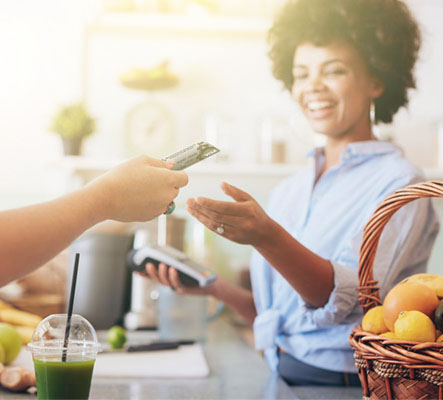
[0, 343, 5, 364]
[0, 323, 22, 364]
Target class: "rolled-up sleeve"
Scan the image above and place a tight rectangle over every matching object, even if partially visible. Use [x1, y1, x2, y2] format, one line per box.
[299, 196, 439, 327]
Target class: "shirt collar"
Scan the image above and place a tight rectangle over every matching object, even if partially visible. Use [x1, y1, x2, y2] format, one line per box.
[306, 140, 403, 165]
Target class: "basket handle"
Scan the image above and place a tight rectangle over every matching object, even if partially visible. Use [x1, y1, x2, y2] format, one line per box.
[358, 180, 443, 313]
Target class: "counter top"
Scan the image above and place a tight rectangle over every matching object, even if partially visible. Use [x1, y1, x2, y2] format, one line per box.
[3, 316, 293, 399]
[3, 316, 364, 399]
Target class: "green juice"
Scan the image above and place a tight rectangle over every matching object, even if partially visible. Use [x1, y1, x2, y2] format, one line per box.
[33, 356, 95, 400]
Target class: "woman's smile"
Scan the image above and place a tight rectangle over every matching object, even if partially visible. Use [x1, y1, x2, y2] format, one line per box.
[304, 99, 337, 119]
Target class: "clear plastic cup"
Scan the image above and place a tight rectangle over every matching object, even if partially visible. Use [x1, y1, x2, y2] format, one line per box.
[28, 314, 100, 400]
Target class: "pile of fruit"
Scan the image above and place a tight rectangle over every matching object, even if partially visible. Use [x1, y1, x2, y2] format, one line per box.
[119, 60, 179, 91]
[362, 273, 443, 343]
[0, 300, 42, 393]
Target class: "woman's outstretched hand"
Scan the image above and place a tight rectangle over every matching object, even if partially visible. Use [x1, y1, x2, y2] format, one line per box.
[186, 182, 274, 247]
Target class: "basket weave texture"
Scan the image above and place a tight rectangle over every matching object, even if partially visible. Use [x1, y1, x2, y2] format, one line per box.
[349, 181, 443, 400]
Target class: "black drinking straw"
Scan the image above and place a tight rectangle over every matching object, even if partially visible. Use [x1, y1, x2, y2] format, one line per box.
[62, 253, 80, 362]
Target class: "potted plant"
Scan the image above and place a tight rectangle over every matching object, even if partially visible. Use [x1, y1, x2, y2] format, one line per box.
[50, 102, 96, 156]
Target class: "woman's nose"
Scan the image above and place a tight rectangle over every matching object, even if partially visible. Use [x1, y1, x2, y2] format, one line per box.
[292, 71, 326, 99]
[306, 71, 325, 92]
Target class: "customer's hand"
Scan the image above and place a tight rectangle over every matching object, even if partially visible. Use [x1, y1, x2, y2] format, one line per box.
[144, 263, 216, 296]
[186, 182, 274, 247]
[87, 155, 188, 222]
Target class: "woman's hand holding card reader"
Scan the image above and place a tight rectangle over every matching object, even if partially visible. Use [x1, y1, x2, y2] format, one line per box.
[127, 244, 216, 287]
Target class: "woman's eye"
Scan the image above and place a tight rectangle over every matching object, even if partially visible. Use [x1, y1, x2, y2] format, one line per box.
[324, 69, 346, 76]
[293, 73, 308, 81]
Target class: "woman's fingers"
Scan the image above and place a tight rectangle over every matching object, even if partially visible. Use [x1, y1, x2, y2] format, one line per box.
[187, 205, 220, 232]
[186, 199, 243, 226]
[192, 197, 247, 216]
[157, 263, 172, 286]
[168, 268, 211, 295]
[145, 263, 160, 282]
[145, 264, 209, 295]
[168, 268, 184, 290]
[221, 182, 252, 202]
[187, 204, 233, 235]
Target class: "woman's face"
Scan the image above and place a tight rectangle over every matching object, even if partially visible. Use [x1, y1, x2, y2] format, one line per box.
[292, 42, 383, 140]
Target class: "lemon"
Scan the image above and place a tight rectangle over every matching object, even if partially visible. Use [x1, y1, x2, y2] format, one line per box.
[436, 334, 443, 343]
[380, 331, 397, 339]
[362, 306, 388, 334]
[394, 311, 436, 342]
[107, 326, 127, 350]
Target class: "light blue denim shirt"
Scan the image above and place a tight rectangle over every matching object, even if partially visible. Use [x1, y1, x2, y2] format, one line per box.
[250, 141, 439, 373]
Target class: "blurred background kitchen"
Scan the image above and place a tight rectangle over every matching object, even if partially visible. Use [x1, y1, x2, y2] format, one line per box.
[0, 0, 442, 331]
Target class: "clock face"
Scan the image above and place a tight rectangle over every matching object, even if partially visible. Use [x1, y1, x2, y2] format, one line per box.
[126, 101, 175, 158]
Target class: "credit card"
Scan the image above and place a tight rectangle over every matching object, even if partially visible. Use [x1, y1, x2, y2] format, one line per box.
[162, 141, 219, 170]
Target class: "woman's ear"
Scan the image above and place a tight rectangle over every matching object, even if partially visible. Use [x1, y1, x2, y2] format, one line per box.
[370, 76, 385, 99]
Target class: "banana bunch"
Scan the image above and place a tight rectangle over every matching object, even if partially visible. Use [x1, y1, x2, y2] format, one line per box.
[0, 301, 41, 345]
[119, 60, 179, 91]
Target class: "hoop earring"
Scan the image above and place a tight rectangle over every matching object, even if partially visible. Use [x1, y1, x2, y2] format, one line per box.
[370, 101, 376, 126]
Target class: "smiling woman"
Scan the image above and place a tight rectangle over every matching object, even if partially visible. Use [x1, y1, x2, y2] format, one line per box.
[291, 42, 384, 144]
[141, 0, 440, 388]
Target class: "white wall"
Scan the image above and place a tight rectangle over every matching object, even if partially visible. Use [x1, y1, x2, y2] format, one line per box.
[0, 0, 99, 207]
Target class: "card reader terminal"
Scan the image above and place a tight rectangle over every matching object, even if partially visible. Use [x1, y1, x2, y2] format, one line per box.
[127, 244, 216, 287]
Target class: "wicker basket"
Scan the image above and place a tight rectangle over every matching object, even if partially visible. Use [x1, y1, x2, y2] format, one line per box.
[349, 181, 443, 400]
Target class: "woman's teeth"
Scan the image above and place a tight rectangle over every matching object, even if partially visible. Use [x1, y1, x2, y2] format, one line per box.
[307, 101, 334, 111]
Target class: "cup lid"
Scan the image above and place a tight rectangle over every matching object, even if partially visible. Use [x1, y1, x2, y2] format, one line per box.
[28, 314, 100, 355]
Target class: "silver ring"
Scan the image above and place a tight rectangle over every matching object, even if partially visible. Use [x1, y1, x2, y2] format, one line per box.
[164, 201, 176, 215]
[216, 223, 224, 235]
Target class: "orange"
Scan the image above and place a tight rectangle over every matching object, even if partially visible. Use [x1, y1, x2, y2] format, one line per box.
[400, 273, 443, 297]
[383, 282, 439, 332]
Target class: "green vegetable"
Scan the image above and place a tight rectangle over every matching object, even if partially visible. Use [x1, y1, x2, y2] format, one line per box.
[106, 326, 127, 350]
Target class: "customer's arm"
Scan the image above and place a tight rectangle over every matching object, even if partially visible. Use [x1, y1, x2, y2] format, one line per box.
[0, 155, 188, 286]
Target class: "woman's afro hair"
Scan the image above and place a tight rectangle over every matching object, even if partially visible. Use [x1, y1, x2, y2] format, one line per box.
[268, 0, 421, 123]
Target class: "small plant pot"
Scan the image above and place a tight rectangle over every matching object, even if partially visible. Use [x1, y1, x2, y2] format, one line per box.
[62, 137, 83, 156]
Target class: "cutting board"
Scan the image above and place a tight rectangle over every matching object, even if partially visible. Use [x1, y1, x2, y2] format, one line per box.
[13, 344, 210, 378]
[94, 344, 209, 378]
